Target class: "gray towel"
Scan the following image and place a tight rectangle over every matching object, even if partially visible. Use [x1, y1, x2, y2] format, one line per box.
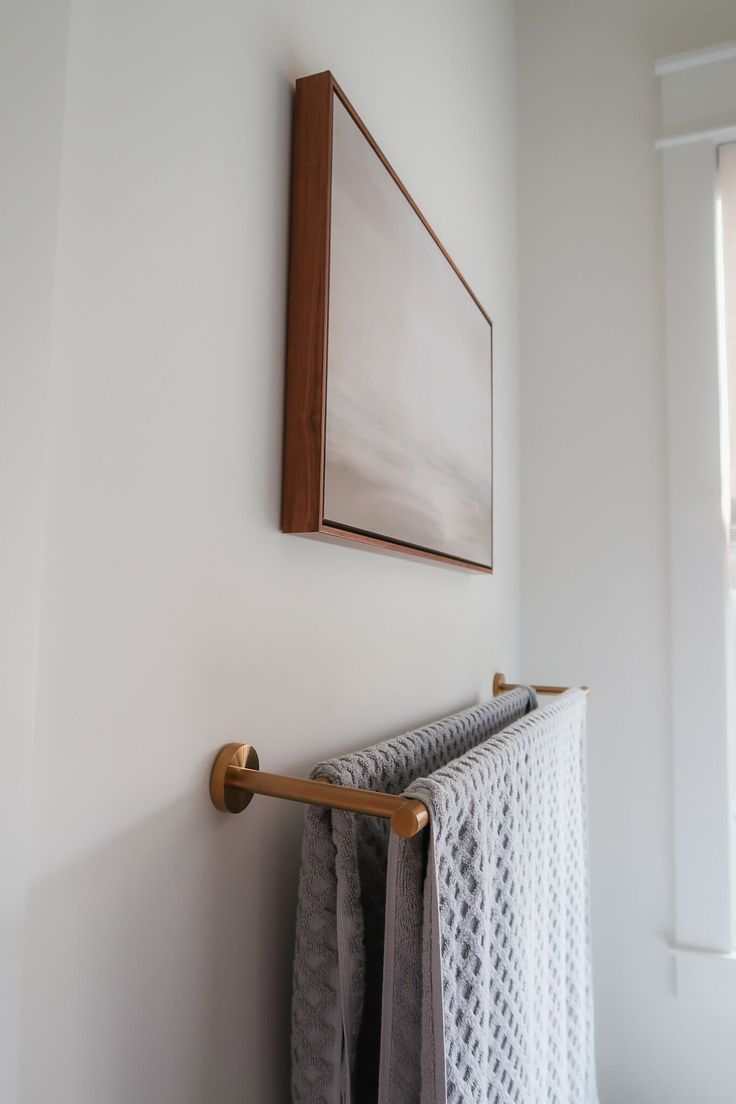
[379, 690, 597, 1104]
[291, 688, 537, 1104]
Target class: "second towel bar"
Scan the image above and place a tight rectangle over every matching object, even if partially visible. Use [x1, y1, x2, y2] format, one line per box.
[493, 673, 590, 696]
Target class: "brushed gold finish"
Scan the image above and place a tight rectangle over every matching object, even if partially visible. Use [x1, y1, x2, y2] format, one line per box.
[210, 743, 260, 813]
[390, 799, 430, 839]
[210, 744, 429, 838]
[493, 672, 590, 696]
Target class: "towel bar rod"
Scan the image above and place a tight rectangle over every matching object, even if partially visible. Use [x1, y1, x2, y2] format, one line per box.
[210, 743, 429, 838]
[493, 673, 590, 697]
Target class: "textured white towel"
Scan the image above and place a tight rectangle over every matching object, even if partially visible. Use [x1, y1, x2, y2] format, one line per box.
[380, 690, 597, 1104]
[290, 689, 537, 1104]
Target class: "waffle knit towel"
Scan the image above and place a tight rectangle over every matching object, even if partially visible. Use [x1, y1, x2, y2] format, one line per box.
[379, 690, 597, 1104]
[291, 688, 537, 1104]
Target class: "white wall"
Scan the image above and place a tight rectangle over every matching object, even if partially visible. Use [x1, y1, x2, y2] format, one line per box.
[517, 2, 736, 1102]
[0, 4, 70, 1101]
[10, 2, 521, 1100]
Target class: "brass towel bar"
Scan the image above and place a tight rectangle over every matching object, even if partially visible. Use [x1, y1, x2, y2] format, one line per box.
[493, 673, 590, 697]
[210, 743, 430, 837]
[209, 674, 588, 837]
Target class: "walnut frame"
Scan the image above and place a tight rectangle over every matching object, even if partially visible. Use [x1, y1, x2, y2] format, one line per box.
[281, 70, 493, 573]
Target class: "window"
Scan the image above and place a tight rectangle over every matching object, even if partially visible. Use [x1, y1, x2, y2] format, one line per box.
[657, 45, 736, 961]
[718, 143, 736, 585]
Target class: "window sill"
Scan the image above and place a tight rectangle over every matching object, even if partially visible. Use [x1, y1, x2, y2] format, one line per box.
[669, 943, 736, 1003]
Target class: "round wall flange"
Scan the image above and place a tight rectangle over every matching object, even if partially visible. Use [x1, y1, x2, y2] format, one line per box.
[493, 672, 506, 697]
[210, 742, 260, 814]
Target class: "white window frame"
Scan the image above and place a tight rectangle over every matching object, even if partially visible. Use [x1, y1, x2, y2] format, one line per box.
[657, 43, 736, 966]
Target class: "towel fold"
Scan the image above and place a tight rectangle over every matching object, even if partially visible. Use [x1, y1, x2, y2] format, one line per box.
[379, 690, 597, 1104]
[291, 688, 537, 1104]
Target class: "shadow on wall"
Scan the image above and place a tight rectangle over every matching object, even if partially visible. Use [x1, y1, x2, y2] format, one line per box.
[19, 785, 303, 1103]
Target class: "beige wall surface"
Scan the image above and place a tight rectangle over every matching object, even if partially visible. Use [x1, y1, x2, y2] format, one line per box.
[8, 1, 521, 1100]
